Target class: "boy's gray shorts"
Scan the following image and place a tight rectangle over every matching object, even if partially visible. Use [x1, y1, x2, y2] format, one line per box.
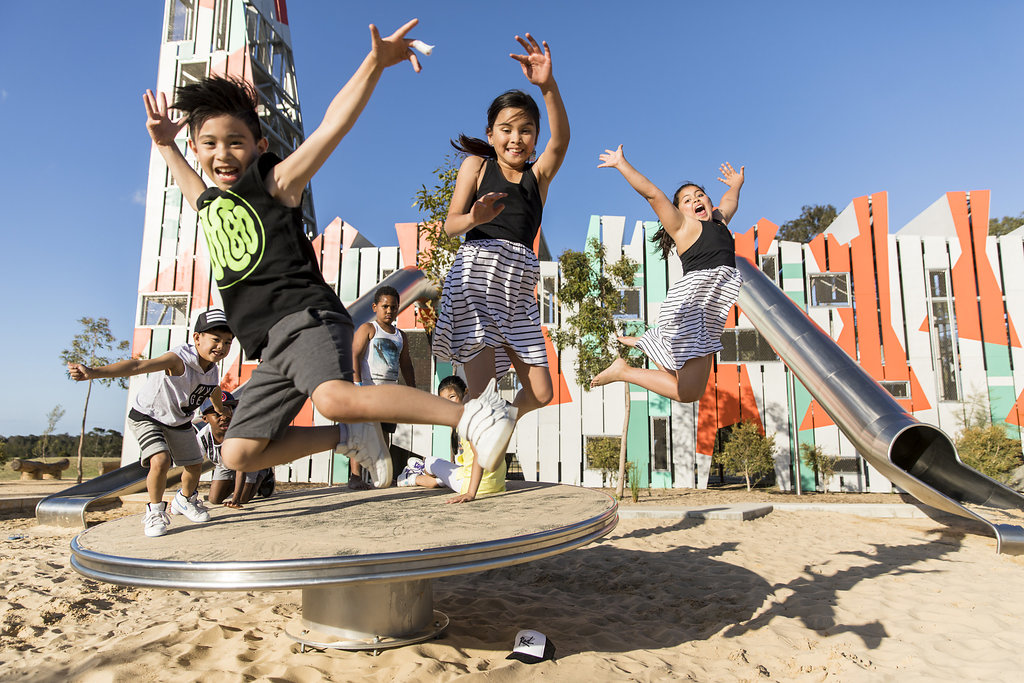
[211, 463, 265, 484]
[128, 415, 204, 468]
[227, 308, 354, 442]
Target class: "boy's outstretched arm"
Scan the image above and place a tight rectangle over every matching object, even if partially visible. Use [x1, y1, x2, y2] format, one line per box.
[143, 90, 208, 210]
[270, 19, 423, 207]
[67, 351, 185, 382]
[511, 34, 569, 190]
[598, 145, 682, 232]
[715, 162, 745, 225]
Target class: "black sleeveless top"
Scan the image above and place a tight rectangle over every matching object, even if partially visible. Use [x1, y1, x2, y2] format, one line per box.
[465, 158, 543, 248]
[196, 153, 346, 359]
[678, 219, 736, 275]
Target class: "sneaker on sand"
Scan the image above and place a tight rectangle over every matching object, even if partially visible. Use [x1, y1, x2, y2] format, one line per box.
[143, 503, 170, 537]
[458, 378, 517, 472]
[397, 467, 419, 487]
[257, 469, 275, 498]
[406, 457, 426, 476]
[170, 489, 211, 522]
[338, 422, 393, 488]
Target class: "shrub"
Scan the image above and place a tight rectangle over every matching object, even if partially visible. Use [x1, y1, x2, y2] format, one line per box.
[800, 442, 838, 492]
[956, 424, 1023, 482]
[717, 421, 776, 491]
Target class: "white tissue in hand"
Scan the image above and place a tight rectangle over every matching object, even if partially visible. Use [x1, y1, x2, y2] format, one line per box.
[411, 39, 434, 56]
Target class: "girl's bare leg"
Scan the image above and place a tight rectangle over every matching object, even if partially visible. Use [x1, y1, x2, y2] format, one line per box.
[507, 346, 553, 416]
[463, 347, 497, 399]
[590, 355, 714, 403]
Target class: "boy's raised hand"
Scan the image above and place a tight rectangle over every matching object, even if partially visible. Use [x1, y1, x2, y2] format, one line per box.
[511, 34, 553, 87]
[717, 162, 745, 189]
[369, 18, 422, 72]
[143, 90, 186, 146]
[598, 144, 626, 169]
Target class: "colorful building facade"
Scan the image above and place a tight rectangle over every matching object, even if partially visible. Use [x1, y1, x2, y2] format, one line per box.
[127, 1, 1023, 492]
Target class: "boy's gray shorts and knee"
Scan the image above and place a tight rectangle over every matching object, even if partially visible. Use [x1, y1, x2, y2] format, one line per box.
[129, 416, 204, 468]
[227, 308, 354, 442]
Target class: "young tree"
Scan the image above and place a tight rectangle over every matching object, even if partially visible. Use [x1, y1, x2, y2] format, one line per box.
[550, 238, 642, 499]
[956, 424, 1023, 482]
[776, 204, 838, 243]
[60, 317, 130, 483]
[717, 420, 776, 491]
[33, 404, 65, 460]
[800, 442, 838, 492]
[413, 154, 461, 333]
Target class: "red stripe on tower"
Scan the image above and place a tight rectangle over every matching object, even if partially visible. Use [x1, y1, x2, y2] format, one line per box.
[275, 0, 289, 24]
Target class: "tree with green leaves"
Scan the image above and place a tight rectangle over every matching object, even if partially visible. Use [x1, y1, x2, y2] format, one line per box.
[716, 420, 776, 491]
[956, 424, 1022, 482]
[989, 212, 1024, 237]
[550, 237, 642, 499]
[413, 154, 461, 332]
[60, 318, 130, 483]
[776, 204, 838, 243]
[33, 405, 65, 460]
[800, 442, 838, 492]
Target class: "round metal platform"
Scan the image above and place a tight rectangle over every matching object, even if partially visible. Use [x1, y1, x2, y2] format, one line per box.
[71, 481, 618, 651]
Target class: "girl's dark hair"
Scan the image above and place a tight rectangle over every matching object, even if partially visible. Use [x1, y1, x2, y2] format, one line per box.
[173, 75, 263, 143]
[451, 89, 541, 158]
[649, 182, 707, 260]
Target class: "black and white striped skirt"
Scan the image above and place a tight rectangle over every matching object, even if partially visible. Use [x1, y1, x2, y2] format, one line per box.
[432, 239, 549, 378]
[635, 265, 742, 370]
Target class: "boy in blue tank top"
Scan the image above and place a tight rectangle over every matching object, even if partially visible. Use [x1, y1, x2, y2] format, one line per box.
[141, 19, 515, 493]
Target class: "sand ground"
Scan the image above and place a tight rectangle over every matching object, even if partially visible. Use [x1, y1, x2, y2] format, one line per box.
[1, 487, 1022, 682]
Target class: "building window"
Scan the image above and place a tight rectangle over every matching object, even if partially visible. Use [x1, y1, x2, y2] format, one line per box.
[166, 0, 196, 42]
[809, 273, 852, 307]
[719, 328, 778, 362]
[651, 417, 669, 471]
[140, 294, 190, 327]
[213, 0, 231, 50]
[498, 370, 521, 403]
[880, 381, 910, 399]
[540, 275, 558, 326]
[380, 268, 395, 281]
[584, 435, 621, 472]
[614, 287, 643, 320]
[926, 269, 960, 401]
[759, 254, 778, 283]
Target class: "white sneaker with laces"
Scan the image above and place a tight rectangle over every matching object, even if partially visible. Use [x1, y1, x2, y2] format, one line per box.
[338, 423, 393, 488]
[143, 502, 170, 537]
[170, 489, 211, 522]
[458, 378, 517, 472]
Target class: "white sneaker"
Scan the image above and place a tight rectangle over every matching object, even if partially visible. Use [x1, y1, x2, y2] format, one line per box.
[338, 423, 393, 489]
[170, 489, 211, 522]
[143, 503, 170, 537]
[397, 468, 419, 487]
[458, 378, 517, 472]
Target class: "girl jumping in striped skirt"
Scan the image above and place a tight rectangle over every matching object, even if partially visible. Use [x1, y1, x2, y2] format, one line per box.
[432, 33, 569, 433]
[591, 145, 744, 403]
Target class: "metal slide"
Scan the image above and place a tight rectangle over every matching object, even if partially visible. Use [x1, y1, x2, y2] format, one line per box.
[735, 257, 1024, 554]
[37, 267, 437, 528]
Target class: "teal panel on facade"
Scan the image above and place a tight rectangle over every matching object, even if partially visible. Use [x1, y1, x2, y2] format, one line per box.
[988, 384, 1017, 430]
[792, 378, 817, 493]
[626, 387, 650, 488]
[332, 454, 350, 484]
[643, 221, 668, 303]
[587, 214, 601, 245]
[432, 361, 454, 459]
[648, 392, 671, 418]
[780, 262, 804, 281]
[340, 248, 360, 301]
[785, 291, 806, 308]
[651, 470, 672, 489]
[150, 328, 171, 357]
[984, 342, 1013, 377]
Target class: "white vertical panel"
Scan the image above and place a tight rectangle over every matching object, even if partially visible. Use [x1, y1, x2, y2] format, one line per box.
[759, 364, 791, 490]
[897, 236, 939, 427]
[999, 237, 1024, 420]
[671, 401, 697, 488]
[537, 404, 559, 482]
[623, 219, 645, 264]
[309, 452, 331, 483]
[601, 215, 626, 256]
[379, 246, 399, 276]
[558, 347, 583, 486]
[517, 411, 540, 481]
[358, 247, 380, 297]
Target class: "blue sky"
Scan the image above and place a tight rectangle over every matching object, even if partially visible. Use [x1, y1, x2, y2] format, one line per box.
[3, 0, 1023, 436]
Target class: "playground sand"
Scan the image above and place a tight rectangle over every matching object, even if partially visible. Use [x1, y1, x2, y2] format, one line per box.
[2, 498, 1023, 681]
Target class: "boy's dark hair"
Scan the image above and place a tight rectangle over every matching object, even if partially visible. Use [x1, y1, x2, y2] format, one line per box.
[452, 89, 541, 159]
[374, 286, 400, 304]
[173, 75, 263, 143]
[649, 182, 708, 261]
[438, 375, 467, 398]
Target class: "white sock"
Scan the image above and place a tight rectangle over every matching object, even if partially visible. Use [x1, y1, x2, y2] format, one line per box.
[148, 502, 166, 512]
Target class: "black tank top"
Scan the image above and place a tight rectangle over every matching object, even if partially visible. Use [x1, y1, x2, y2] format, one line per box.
[678, 219, 736, 275]
[465, 158, 543, 248]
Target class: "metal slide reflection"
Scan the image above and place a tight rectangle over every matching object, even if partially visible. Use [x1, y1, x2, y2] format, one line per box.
[735, 256, 1024, 554]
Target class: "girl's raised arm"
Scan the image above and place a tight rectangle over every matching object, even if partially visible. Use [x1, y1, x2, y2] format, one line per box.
[715, 162, 745, 225]
[511, 34, 569, 193]
[598, 145, 683, 233]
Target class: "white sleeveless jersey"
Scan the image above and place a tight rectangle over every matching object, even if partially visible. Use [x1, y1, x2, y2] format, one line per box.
[196, 423, 223, 465]
[359, 320, 404, 385]
[131, 344, 220, 427]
